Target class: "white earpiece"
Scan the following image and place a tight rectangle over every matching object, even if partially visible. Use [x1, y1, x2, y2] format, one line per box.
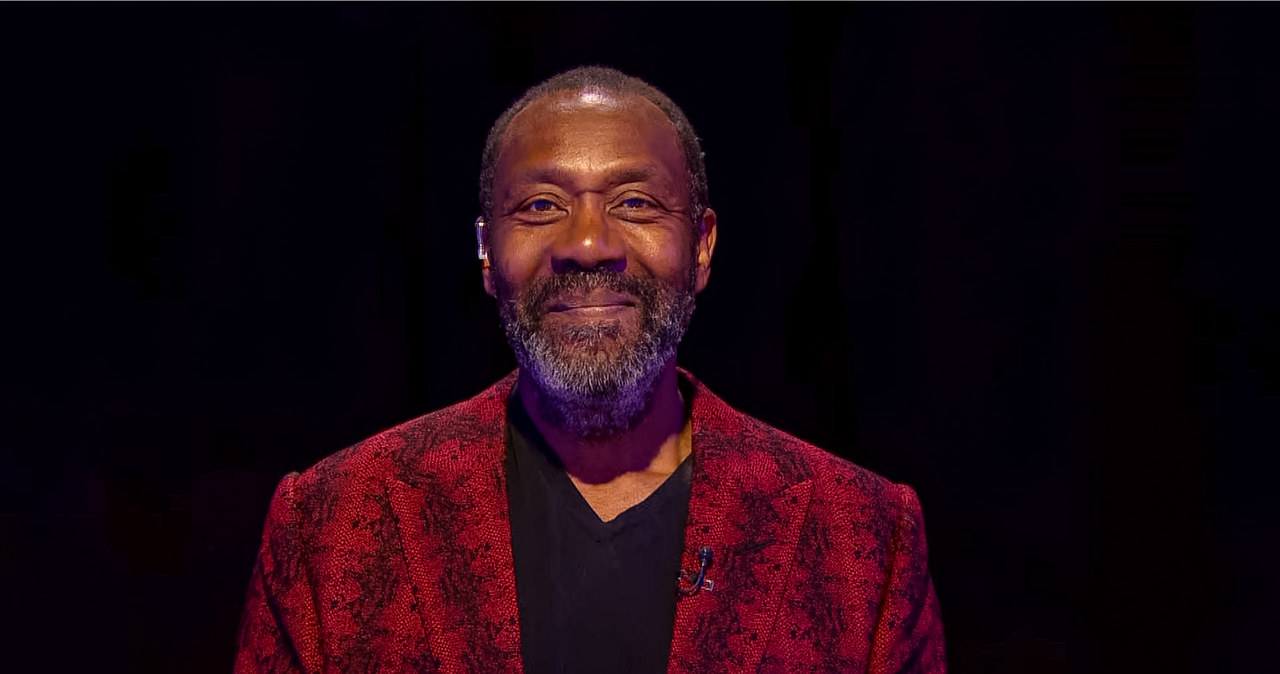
[474, 216, 488, 262]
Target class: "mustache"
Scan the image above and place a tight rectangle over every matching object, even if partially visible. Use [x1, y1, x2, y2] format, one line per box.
[519, 270, 651, 315]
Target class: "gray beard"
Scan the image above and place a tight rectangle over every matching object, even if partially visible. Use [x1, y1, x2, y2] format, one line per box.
[494, 268, 696, 440]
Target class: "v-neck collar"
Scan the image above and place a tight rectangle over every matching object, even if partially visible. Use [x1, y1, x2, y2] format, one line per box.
[505, 388, 694, 533]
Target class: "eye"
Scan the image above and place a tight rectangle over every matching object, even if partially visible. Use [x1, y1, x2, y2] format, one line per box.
[620, 197, 652, 209]
[610, 194, 662, 223]
[515, 197, 565, 223]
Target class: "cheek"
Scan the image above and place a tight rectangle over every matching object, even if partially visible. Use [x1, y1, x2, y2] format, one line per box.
[492, 230, 548, 279]
[624, 227, 696, 278]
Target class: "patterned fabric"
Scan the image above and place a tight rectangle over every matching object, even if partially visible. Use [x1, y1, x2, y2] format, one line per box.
[236, 370, 946, 673]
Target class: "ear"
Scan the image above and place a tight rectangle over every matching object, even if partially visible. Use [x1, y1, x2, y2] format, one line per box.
[482, 264, 496, 298]
[694, 208, 718, 294]
[477, 216, 496, 298]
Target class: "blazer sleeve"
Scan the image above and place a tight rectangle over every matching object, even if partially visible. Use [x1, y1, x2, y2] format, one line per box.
[867, 484, 947, 674]
[235, 473, 324, 674]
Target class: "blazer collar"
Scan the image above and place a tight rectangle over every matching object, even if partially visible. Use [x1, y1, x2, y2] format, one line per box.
[668, 368, 815, 672]
[386, 370, 813, 673]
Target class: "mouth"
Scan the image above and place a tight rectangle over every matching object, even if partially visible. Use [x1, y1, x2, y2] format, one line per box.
[548, 290, 638, 314]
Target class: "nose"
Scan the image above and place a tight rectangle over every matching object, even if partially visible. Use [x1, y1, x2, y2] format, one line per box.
[550, 197, 627, 274]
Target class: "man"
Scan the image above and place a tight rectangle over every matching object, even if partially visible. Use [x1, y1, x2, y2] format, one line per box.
[236, 66, 946, 673]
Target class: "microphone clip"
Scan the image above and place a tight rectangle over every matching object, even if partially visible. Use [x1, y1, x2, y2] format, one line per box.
[678, 545, 715, 596]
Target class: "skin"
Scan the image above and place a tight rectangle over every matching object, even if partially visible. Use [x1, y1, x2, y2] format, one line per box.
[481, 89, 718, 521]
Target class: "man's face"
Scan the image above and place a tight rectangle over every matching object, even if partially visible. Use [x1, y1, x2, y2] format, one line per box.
[483, 89, 717, 437]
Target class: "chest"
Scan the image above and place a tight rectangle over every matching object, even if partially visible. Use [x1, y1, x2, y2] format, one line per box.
[506, 451, 694, 674]
[570, 472, 673, 522]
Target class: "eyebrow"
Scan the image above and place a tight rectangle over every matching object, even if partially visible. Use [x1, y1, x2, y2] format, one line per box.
[519, 165, 659, 188]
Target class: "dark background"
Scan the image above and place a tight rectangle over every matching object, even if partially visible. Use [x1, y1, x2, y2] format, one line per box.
[2, 3, 1276, 672]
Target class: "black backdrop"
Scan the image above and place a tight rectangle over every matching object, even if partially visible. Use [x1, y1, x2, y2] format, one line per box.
[3, 3, 1276, 673]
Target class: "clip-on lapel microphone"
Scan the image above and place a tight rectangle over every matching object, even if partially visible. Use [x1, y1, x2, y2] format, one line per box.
[678, 545, 715, 596]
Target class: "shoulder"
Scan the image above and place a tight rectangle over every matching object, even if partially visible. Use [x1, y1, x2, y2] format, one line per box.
[278, 373, 516, 516]
[749, 411, 918, 529]
[686, 369, 922, 533]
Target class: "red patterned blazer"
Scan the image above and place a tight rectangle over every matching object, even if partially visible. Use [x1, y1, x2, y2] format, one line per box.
[236, 370, 946, 673]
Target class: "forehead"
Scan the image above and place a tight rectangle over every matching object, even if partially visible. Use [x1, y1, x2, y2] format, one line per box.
[495, 90, 686, 185]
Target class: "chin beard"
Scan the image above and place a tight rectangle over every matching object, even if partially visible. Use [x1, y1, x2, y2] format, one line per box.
[494, 267, 696, 440]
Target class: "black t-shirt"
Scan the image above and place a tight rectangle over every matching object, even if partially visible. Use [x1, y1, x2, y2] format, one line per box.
[504, 396, 693, 674]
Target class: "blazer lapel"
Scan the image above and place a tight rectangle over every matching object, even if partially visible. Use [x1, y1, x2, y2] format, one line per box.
[386, 376, 524, 674]
[668, 374, 815, 673]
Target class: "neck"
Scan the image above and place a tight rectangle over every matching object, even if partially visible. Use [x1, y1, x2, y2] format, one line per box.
[516, 360, 690, 485]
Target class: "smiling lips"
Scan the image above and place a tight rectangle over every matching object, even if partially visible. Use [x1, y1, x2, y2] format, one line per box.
[548, 290, 638, 315]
